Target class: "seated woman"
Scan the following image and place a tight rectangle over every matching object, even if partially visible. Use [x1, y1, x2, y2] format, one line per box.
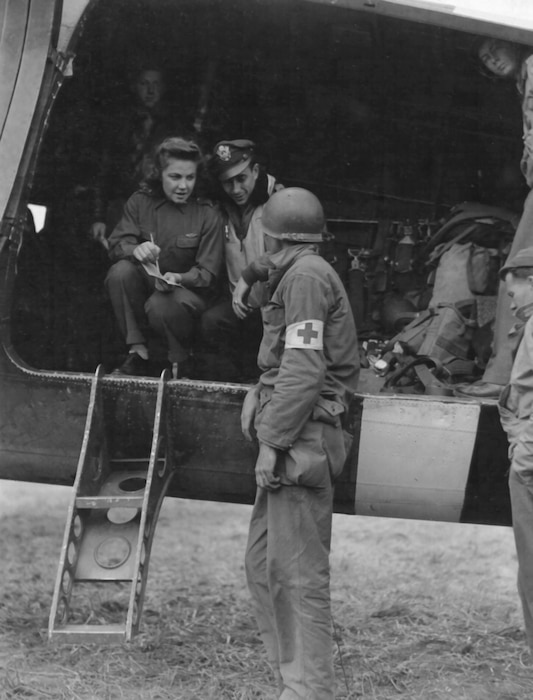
[105, 136, 223, 377]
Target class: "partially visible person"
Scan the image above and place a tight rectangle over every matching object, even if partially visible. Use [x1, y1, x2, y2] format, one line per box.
[458, 38, 533, 399]
[498, 246, 533, 654]
[198, 139, 281, 381]
[91, 66, 184, 249]
[105, 137, 223, 377]
[240, 188, 359, 698]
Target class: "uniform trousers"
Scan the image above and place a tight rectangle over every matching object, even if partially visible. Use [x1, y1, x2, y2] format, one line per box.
[509, 467, 533, 651]
[105, 259, 206, 363]
[245, 418, 346, 700]
[484, 189, 533, 385]
[199, 298, 263, 380]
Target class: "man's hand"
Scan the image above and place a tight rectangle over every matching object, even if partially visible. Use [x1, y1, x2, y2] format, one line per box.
[155, 272, 182, 292]
[232, 276, 252, 320]
[133, 241, 160, 264]
[90, 222, 109, 250]
[255, 443, 281, 491]
[241, 385, 260, 441]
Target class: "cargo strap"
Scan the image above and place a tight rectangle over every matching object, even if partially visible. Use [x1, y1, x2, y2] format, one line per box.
[48, 366, 174, 644]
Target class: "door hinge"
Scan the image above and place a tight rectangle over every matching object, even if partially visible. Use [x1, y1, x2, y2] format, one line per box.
[48, 47, 75, 77]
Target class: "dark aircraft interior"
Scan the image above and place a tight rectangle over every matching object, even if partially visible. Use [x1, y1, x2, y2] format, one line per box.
[11, 0, 527, 390]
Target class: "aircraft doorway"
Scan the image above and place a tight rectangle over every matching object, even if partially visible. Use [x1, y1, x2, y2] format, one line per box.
[11, 0, 524, 377]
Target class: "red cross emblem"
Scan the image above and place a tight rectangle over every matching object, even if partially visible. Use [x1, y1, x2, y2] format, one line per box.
[297, 322, 319, 344]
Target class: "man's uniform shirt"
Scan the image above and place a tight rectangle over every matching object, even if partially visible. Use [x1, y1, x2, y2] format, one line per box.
[223, 173, 278, 309]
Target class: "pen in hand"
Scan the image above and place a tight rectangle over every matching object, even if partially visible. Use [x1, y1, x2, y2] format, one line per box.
[149, 233, 158, 263]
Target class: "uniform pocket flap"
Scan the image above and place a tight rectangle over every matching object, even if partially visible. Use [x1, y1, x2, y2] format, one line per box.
[312, 396, 344, 425]
[176, 232, 200, 248]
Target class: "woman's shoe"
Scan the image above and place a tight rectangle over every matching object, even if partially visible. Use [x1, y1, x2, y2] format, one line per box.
[111, 352, 150, 376]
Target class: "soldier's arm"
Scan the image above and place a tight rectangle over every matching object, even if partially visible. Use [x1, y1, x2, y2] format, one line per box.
[241, 254, 276, 286]
[257, 272, 330, 450]
[510, 323, 533, 474]
[108, 194, 145, 261]
[232, 254, 277, 319]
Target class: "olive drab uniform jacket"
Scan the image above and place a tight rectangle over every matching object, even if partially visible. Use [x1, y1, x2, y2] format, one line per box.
[498, 301, 533, 476]
[254, 245, 360, 461]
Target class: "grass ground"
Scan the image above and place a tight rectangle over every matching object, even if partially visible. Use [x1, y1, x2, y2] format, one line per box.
[0, 482, 532, 699]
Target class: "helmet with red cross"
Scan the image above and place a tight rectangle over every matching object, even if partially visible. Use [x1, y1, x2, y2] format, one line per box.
[261, 187, 327, 242]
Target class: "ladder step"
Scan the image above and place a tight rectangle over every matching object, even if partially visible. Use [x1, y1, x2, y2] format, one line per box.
[50, 624, 126, 645]
[74, 511, 139, 581]
[76, 495, 144, 509]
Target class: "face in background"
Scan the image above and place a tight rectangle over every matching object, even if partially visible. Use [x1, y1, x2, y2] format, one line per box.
[478, 39, 522, 79]
[221, 163, 260, 208]
[135, 69, 165, 109]
[161, 158, 197, 204]
[504, 271, 533, 315]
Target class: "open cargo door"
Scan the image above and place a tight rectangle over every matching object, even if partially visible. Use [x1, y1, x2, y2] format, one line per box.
[0, 0, 61, 222]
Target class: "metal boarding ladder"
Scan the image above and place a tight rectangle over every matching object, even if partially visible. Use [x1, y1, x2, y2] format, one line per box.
[48, 366, 174, 644]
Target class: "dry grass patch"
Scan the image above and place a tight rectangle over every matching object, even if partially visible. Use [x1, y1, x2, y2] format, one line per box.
[0, 483, 532, 698]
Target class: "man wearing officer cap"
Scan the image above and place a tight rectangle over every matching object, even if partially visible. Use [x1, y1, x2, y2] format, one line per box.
[239, 187, 359, 699]
[499, 245, 533, 656]
[199, 139, 281, 380]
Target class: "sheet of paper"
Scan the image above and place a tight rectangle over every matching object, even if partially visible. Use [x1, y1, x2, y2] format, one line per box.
[141, 260, 182, 287]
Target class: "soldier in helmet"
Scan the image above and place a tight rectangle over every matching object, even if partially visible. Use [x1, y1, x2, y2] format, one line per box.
[239, 188, 360, 699]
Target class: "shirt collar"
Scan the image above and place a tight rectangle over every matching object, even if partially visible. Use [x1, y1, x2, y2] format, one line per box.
[267, 245, 319, 293]
[153, 195, 188, 212]
[517, 56, 530, 95]
[515, 301, 533, 323]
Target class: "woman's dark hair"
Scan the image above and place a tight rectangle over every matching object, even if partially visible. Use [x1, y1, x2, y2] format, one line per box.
[142, 136, 207, 194]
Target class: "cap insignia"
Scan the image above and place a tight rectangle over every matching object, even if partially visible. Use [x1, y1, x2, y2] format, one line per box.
[216, 144, 232, 161]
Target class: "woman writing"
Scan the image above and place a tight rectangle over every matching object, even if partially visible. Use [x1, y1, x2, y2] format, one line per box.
[105, 137, 223, 377]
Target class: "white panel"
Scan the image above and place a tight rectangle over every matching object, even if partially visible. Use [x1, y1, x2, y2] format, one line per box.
[304, 0, 533, 43]
[384, 0, 533, 30]
[355, 396, 480, 522]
